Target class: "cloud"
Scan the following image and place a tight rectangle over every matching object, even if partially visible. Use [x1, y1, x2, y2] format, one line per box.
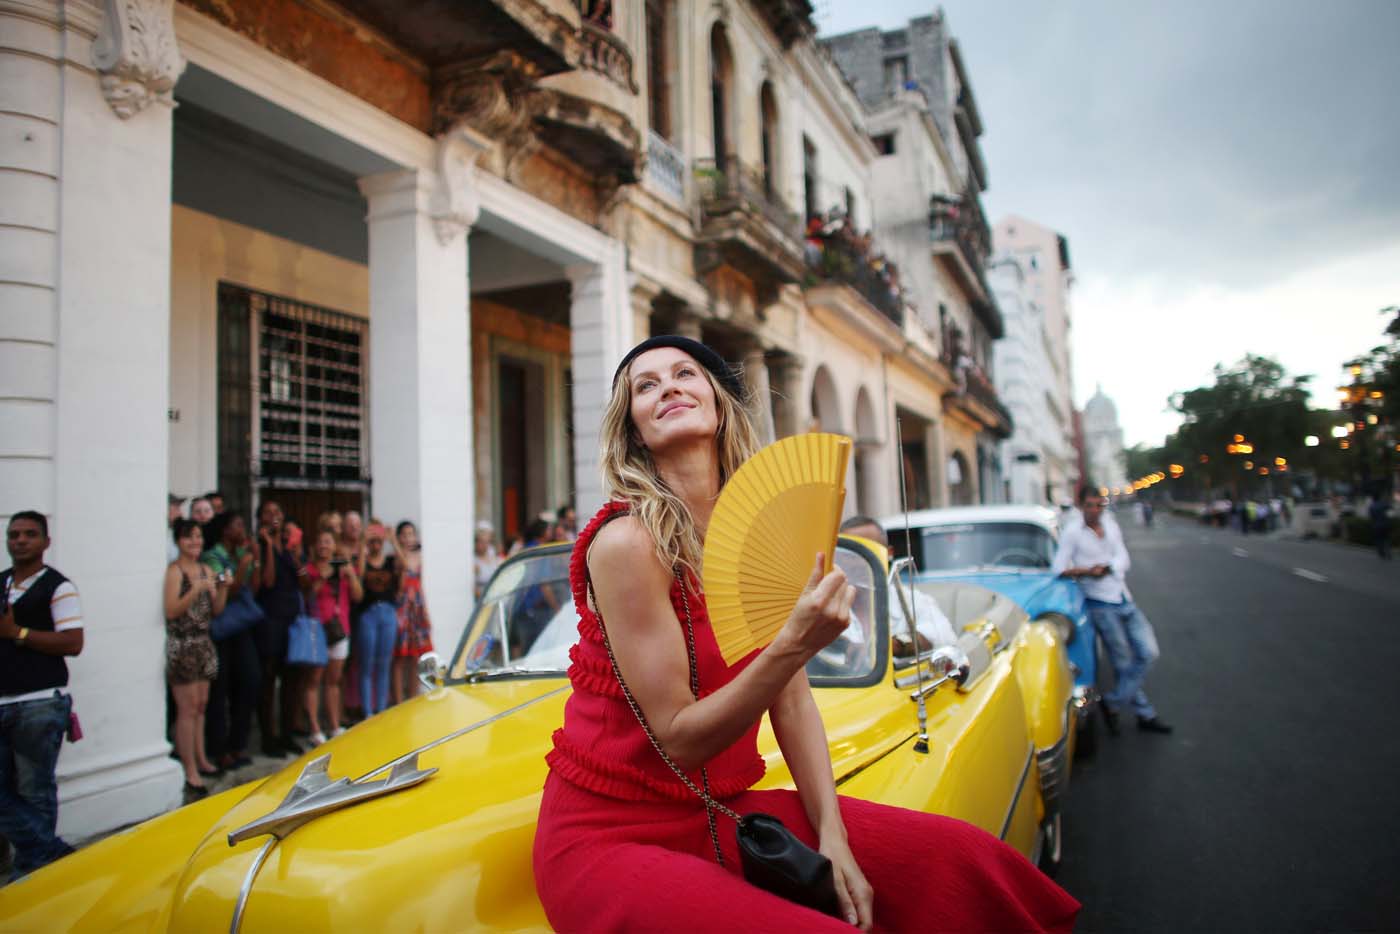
[1073, 242, 1400, 447]
[820, 0, 1400, 443]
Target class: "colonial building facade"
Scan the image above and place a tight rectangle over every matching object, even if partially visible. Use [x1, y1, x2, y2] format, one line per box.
[823, 12, 1011, 508]
[991, 215, 1077, 506]
[1, 0, 1006, 840]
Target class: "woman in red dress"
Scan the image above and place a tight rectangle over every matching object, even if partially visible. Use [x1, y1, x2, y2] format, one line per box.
[533, 335, 1079, 932]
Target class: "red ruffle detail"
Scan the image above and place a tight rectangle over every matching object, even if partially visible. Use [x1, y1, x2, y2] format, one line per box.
[547, 730, 766, 803]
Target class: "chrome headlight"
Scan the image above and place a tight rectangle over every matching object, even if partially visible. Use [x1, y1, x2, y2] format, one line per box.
[1037, 611, 1076, 645]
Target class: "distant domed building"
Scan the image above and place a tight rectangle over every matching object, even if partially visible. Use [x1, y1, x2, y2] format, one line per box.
[1082, 386, 1128, 492]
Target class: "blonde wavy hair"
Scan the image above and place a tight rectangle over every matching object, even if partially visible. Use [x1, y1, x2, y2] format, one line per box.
[600, 356, 761, 585]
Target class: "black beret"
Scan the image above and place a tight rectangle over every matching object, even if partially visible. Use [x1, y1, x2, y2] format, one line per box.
[612, 335, 744, 400]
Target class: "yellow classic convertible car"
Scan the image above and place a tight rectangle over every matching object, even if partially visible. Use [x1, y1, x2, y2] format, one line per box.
[0, 537, 1075, 932]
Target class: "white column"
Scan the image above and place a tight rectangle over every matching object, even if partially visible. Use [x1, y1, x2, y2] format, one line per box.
[741, 346, 776, 445]
[359, 166, 474, 659]
[567, 243, 631, 519]
[0, 0, 187, 839]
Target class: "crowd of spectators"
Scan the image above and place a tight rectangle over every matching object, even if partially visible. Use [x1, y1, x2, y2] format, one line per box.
[163, 493, 581, 797]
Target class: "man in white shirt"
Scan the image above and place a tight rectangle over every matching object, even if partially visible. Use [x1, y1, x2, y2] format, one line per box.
[1052, 488, 1172, 735]
[840, 517, 960, 655]
[0, 510, 85, 879]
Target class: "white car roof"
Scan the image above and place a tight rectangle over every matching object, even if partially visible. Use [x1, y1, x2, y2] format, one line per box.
[877, 504, 1061, 533]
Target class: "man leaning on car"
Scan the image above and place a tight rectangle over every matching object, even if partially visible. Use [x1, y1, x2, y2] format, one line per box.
[1052, 489, 1172, 735]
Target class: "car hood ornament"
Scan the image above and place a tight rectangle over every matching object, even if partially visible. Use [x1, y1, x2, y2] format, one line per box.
[226, 752, 436, 933]
[228, 752, 435, 845]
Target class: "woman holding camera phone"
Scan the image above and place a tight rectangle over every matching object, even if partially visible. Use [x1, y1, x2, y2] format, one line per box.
[163, 519, 227, 796]
[390, 520, 432, 705]
[303, 529, 362, 744]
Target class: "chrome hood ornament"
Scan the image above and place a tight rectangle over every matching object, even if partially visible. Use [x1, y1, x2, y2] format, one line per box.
[226, 752, 436, 933]
[228, 752, 435, 846]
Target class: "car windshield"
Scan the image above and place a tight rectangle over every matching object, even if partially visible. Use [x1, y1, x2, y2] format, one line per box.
[890, 522, 1055, 571]
[451, 544, 881, 684]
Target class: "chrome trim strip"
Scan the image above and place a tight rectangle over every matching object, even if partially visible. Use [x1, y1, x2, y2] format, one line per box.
[353, 684, 570, 783]
[998, 744, 1035, 841]
[230, 837, 276, 934]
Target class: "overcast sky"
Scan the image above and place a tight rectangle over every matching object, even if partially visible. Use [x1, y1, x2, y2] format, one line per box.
[818, 1, 1400, 446]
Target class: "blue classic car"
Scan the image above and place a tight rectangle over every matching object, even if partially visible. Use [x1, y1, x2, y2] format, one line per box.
[879, 505, 1102, 756]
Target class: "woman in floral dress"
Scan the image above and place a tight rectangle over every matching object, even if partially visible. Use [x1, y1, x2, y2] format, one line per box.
[391, 520, 433, 704]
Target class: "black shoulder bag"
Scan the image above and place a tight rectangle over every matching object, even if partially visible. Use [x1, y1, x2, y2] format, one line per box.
[589, 568, 842, 918]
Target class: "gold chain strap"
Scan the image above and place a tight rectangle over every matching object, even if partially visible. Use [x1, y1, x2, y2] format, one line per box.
[588, 568, 742, 867]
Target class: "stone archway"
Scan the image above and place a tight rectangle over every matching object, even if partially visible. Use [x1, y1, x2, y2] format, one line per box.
[809, 365, 842, 434]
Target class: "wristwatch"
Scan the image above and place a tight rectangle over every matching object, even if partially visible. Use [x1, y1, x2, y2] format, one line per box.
[15, 627, 28, 646]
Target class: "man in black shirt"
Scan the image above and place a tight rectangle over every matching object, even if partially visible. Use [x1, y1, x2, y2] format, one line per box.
[0, 511, 85, 879]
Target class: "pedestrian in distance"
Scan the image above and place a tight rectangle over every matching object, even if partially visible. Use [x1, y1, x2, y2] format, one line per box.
[1053, 487, 1173, 735]
[1370, 491, 1393, 560]
[190, 496, 215, 530]
[167, 494, 185, 564]
[302, 530, 361, 744]
[356, 522, 400, 717]
[202, 511, 261, 772]
[0, 511, 85, 880]
[337, 510, 366, 723]
[163, 519, 226, 797]
[390, 521, 433, 705]
[473, 521, 501, 600]
[555, 503, 578, 542]
[253, 500, 307, 759]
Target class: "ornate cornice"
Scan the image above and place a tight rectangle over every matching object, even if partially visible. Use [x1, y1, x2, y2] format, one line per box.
[91, 0, 185, 119]
[432, 51, 543, 139]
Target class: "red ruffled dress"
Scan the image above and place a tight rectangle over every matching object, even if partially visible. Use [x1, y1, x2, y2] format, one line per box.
[533, 502, 1079, 933]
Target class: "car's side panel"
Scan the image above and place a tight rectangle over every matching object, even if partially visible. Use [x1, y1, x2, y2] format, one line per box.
[1014, 621, 1076, 752]
[828, 657, 1042, 858]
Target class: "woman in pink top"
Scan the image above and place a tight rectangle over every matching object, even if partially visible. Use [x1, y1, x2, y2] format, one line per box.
[302, 530, 361, 744]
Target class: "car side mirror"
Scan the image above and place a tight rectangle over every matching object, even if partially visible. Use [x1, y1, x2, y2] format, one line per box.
[417, 651, 445, 692]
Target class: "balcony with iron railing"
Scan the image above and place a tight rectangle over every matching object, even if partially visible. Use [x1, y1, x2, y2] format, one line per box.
[528, 0, 642, 181]
[805, 225, 905, 328]
[929, 195, 1004, 339]
[645, 130, 687, 205]
[941, 341, 1013, 436]
[692, 154, 805, 296]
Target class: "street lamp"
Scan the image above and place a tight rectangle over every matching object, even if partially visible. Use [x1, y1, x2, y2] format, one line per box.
[1331, 425, 1349, 439]
[1304, 435, 1319, 447]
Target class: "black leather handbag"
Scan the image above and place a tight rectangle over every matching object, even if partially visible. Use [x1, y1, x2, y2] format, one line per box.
[590, 570, 842, 919]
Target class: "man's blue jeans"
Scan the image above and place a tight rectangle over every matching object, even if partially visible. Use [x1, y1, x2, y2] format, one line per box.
[1086, 599, 1159, 719]
[0, 692, 74, 878]
[356, 601, 398, 717]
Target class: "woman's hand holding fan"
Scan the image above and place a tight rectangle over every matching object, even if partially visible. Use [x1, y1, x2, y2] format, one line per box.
[768, 553, 857, 663]
[703, 433, 855, 664]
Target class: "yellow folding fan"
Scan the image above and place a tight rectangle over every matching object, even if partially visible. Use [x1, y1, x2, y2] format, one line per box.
[702, 432, 852, 665]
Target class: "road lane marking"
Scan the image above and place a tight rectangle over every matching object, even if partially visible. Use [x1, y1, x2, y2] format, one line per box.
[1232, 547, 1249, 558]
[1292, 568, 1329, 583]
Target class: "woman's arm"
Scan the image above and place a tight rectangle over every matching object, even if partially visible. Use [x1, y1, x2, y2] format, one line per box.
[163, 565, 200, 620]
[208, 568, 229, 617]
[344, 565, 364, 603]
[590, 517, 855, 771]
[770, 673, 873, 929]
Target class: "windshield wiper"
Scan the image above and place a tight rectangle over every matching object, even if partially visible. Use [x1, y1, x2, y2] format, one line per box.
[466, 666, 565, 682]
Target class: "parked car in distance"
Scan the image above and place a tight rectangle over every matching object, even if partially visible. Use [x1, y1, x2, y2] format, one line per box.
[0, 536, 1076, 931]
[879, 504, 1101, 757]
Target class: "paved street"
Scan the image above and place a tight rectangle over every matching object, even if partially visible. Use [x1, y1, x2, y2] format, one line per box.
[1056, 515, 1400, 932]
